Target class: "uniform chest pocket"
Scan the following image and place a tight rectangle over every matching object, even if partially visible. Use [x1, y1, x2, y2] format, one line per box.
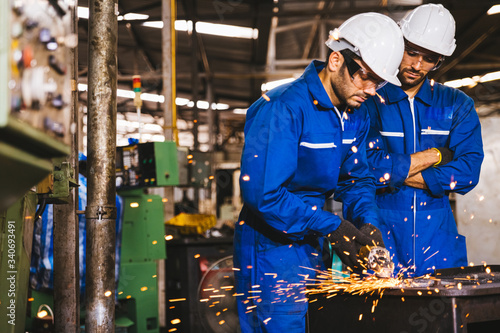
[420, 122, 451, 148]
[341, 130, 357, 146]
[297, 134, 339, 185]
[420, 107, 453, 148]
[299, 134, 337, 153]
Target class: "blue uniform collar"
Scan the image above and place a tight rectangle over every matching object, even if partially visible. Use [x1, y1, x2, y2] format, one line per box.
[381, 77, 433, 106]
[304, 60, 336, 110]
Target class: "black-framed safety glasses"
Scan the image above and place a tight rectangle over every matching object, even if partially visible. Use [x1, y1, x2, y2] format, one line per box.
[340, 49, 387, 90]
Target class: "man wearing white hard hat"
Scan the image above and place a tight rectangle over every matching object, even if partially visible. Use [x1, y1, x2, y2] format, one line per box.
[234, 13, 404, 332]
[361, 4, 484, 277]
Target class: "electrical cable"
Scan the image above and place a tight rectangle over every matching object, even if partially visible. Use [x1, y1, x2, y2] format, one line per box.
[34, 197, 47, 224]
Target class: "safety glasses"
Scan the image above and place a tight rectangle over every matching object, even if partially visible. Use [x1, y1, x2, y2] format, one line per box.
[404, 42, 443, 70]
[340, 50, 387, 91]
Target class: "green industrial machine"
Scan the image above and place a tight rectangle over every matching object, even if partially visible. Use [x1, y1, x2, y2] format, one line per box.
[116, 191, 167, 332]
[115, 141, 179, 332]
[116, 141, 180, 189]
[1, 1, 73, 332]
[0, 192, 37, 333]
[1, 0, 72, 210]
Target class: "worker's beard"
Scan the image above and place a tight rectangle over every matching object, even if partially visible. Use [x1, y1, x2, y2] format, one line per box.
[331, 64, 369, 109]
[398, 67, 427, 88]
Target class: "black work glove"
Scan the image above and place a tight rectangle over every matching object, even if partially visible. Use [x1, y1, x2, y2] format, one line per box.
[434, 147, 454, 166]
[359, 223, 385, 248]
[328, 220, 381, 271]
[358, 224, 385, 268]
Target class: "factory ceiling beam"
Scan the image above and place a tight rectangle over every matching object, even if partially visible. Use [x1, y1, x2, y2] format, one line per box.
[113, 69, 308, 81]
[169, 4, 417, 21]
[123, 22, 156, 73]
[435, 11, 500, 80]
[121, 2, 161, 14]
[301, 0, 334, 59]
[250, 0, 273, 93]
[454, 63, 500, 70]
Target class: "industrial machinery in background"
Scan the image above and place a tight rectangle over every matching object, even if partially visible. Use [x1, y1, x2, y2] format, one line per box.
[197, 256, 239, 332]
[165, 238, 235, 332]
[116, 141, 179, 333]
[0, 1, 73, 332]
[0, 0, 73, 209]
[116, 190, 166, 333]
[116, 141, 180, 190]
[163, 148, 240, 332]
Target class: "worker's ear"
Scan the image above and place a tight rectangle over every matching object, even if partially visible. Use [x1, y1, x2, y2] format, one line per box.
[327, 51, 342, 72]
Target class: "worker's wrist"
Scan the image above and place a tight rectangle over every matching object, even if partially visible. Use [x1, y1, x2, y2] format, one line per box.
[431, 148, 442, 167]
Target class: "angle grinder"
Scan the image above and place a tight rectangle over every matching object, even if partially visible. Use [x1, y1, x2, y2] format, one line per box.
[359, 246, 395, 278]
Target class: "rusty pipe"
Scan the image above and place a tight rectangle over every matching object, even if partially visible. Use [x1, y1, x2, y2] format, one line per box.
[86, 0, 118, 331]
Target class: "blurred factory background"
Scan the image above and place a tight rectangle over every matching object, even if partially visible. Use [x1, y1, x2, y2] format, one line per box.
[2, 0, 500, 332]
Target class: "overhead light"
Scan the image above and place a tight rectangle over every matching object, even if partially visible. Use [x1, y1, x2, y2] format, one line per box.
[487, 4, 500, 15]
[142, 21, 164, 29]
[118, 13, 149, 21]
[78, 6, 149, 21]
[444, 77, 477, 89]
[261, 78, 295, 91]
[77, 6, 89, 19]
[143, 20, 259, 39]
[143, 20, 194, 31]
[195, 22, 258, 39]
[78, 83, 229, 110]
[480, 70, 500, 83]
[233, 108, 247, 114]
[213, 102, 229, 110]
[174, 20, 194, 32]
[444, 70, 500, 88]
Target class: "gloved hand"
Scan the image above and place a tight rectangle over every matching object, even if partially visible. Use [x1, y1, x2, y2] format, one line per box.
[328, 220, 382, 271]
[433, 147, 454, 166]
[359, 223, 385, 248]
[358, 224, 386, 269]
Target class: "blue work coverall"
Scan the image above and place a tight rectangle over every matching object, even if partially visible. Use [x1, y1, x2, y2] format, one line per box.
[362, 78, 484, 277]
[234, 61, 379, 332]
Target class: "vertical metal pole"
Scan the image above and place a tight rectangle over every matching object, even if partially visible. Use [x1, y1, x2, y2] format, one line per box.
[162, 0, 176, 143]
[319, 21, 327, 60]
[266, 16, 278, 73]
[191, 42, 199, 150]
[86, 0, 117, 331]
[206, 83, 215, 152]
[190, 1, 200, 208]
[206, 83, 216, 216]
[53, 4, 80, 332]
[161, 0, 176, 328]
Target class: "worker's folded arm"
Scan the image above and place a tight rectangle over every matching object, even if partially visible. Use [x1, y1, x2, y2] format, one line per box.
[364, 97, 411, 190]
[421, 96, 484, 197]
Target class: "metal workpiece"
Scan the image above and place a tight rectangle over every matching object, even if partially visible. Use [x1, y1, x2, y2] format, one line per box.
[308, 266, 500, 332]
[86, 0, 118, 331]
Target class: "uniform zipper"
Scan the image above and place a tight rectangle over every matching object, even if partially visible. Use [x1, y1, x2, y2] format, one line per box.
[409, 97, 417, 275]
[334, 106, 345, 131]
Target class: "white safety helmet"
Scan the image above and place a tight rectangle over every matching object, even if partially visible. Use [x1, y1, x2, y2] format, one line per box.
[325, 12, 404, 87]
[399, 3, 456, 56]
